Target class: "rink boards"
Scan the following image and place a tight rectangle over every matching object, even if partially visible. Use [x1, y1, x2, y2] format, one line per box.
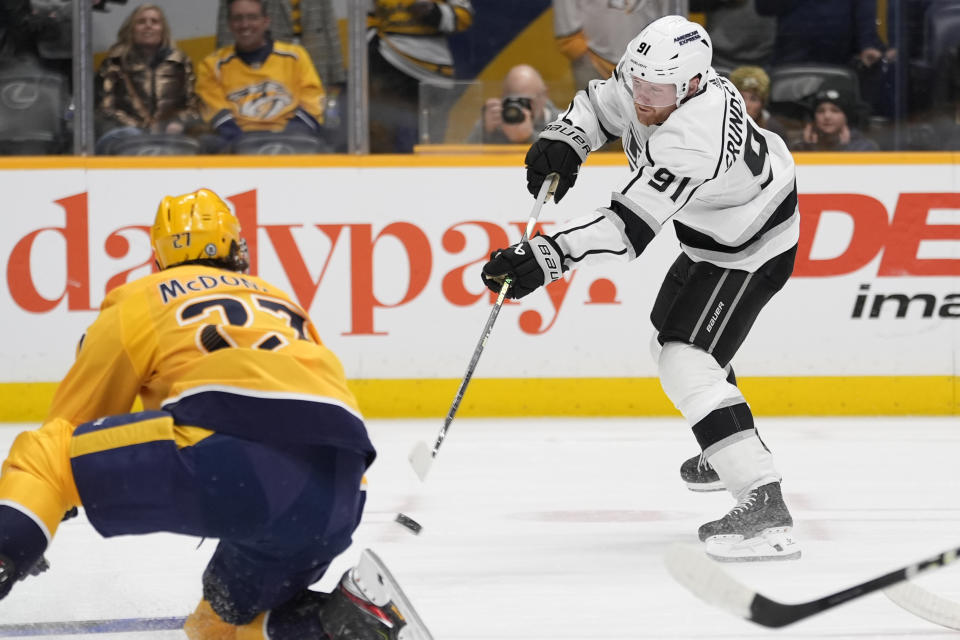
[0, 151, 958, 418]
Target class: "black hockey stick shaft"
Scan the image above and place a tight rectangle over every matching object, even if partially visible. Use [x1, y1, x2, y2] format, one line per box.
[427, 174, 559, 459]
[751, 546, 960, 627]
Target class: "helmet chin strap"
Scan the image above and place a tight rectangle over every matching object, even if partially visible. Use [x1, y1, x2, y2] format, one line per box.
[674, 80, 689, 107]
[677, 74, 704, 107]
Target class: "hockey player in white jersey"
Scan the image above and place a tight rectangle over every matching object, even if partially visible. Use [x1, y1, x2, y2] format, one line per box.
[482, 15, 800, 562]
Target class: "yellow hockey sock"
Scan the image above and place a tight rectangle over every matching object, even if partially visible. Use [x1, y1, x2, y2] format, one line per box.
[183, 600, 238, 640]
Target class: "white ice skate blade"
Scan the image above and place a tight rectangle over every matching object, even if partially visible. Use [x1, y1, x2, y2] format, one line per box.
[705, 528, 801, 562]
[351, 549, 434, 640]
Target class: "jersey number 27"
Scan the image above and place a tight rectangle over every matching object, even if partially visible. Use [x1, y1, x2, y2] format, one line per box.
[177, 294, 313, 354]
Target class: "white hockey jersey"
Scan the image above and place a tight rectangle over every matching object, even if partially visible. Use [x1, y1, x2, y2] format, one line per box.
[541, 66, 800, 273]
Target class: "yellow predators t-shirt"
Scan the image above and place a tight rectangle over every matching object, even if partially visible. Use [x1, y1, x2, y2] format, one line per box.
[197, 41, 325, 132]
[47, 265, 372, 459]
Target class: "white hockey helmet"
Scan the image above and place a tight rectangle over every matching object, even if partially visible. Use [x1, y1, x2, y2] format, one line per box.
[625, 15, 712, 107]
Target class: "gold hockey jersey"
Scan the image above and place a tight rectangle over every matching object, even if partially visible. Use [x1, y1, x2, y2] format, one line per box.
[196, 40, 325, 131]
[47, 265, 369, 454]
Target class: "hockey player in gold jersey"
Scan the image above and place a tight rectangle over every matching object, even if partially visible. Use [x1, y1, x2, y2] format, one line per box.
[0, 189, 433, 640]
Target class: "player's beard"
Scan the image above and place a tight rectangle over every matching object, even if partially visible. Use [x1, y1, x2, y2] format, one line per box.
[634, 102, 678, 126]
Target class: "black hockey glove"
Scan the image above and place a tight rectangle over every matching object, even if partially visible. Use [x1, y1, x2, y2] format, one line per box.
[481, 234, 565, 299]
[525, 136, 584, 203]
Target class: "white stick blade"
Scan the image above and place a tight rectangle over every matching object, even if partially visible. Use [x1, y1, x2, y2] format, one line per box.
[885, 581, 960, 630]
[664, 543, 757, 620]
[408, 440, 434, 481]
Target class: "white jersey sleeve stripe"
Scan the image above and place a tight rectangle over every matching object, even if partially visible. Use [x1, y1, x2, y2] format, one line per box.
[588, 81, 621, 143]
[550, 209, 640, 267]
[683, 215, 799, 269]
[605, 199, 659, 256]
[674, 182, 797, 253]
[540, 94, 600, 157]
[611, 191, 663, 237]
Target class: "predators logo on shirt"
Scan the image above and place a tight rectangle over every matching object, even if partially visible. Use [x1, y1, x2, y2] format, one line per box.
[196, 41, 325, 132]
[227, 80, 294, 120]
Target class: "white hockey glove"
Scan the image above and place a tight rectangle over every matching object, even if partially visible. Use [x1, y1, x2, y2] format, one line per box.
[481, 234, 566, 299]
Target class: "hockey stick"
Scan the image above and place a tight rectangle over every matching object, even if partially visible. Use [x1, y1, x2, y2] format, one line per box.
[408, 173, 560, 481]
[884, 579, 960, 630]
[0, 616, 187, 636]
[665, 542, 960, 628]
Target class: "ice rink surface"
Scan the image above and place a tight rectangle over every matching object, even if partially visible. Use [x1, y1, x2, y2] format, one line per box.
[1, 416, 959, 639]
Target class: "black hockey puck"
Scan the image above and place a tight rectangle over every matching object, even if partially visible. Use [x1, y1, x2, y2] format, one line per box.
[395, 512, 423, 535]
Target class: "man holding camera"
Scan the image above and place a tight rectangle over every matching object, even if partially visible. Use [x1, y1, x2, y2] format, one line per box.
[467, 64, 558, 144]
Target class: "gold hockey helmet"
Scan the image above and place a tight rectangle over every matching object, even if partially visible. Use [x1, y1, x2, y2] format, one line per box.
[151, 189, 248, 271]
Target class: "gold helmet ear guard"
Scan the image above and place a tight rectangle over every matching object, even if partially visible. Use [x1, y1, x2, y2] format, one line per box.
[151, 189, 249, 272]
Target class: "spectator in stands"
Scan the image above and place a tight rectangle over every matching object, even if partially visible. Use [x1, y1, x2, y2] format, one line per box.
[368, 0, 474, 152]
[553, 0, 673, 89]
[94, 5, 200, 155]
[690, 0, 775, 73]
[215, 0, 346, 150]
[791, 86, 879, 151]
[216, 0, 343, 89]
[728, 65, 788, 144]
[467, 65, 559, 144]
[756, 0, 886, 69]
[757, 1, 894, 123]
[197, 0, 326, 152]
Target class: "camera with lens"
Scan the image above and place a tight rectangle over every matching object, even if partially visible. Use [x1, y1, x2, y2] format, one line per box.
[501, 96, 532, 124]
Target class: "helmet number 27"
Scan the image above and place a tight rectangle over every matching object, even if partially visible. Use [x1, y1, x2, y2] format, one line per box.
[171, 232, 191, 249]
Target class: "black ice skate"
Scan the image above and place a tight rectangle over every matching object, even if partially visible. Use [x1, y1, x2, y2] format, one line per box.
[0, 554, 15, 600]
[697, 482, 800, 562]
[320, 549, 433, 640]
[680, 453, 724, 492]
[0, 553, 50, 600]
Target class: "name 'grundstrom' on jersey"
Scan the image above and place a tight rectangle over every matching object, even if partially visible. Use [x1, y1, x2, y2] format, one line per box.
[539, 65, 800, 273]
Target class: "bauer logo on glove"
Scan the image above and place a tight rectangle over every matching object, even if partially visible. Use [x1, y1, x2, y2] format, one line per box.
[524, 136, 584, 203]
[481, 234, 566, 299]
